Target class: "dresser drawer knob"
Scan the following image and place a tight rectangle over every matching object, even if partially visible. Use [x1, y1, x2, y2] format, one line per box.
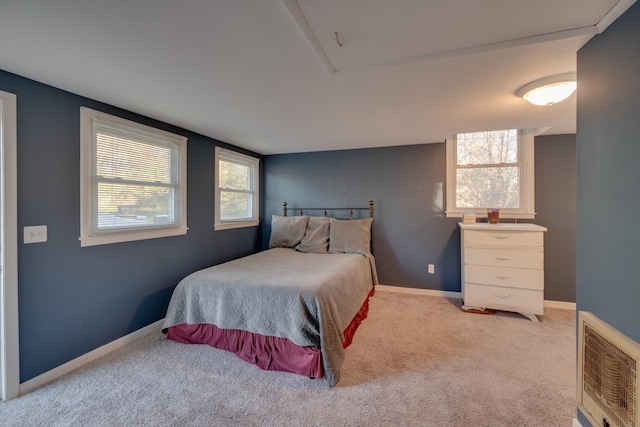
[495, 275, 510, 280]
[493, 236, 509, 240]
[494, 257, 510, 261]
[493, 292, 512, 299]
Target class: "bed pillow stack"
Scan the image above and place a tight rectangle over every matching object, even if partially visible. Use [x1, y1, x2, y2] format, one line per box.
[269, 215, 374, 255]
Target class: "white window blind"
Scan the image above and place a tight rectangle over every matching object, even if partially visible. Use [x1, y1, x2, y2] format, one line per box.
[80, 107, 187, 246]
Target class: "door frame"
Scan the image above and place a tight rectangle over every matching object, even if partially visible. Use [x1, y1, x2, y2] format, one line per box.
[1, 89, 19, 400]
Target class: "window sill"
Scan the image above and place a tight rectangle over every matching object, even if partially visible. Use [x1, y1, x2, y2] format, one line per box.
[214, 220, 260, 231]
[445, 211, 536, 220]
[80, 226, 188, 247]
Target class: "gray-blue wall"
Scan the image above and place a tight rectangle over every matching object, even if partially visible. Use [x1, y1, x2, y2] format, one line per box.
[264, 137, 577, 301]
[535, 134, 577, 302]
[0, 70, 263, 382]
[576, 3, 640, 425]
[264, 145, 461, 291]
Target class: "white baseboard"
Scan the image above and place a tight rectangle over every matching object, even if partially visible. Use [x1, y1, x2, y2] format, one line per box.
[376, 284, 462, 299]
[19, 318, 165, 396]
[544, 300, 576, 310]
[572, 418, 583, 427]
[376, 285, 576, 310]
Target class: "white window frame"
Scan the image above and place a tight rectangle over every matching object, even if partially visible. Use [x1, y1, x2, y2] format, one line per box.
[445, 129, 535, 219]
[214, 147, 260, 231]
[80, 107, 188, 247]
[1, 89, 19, 400]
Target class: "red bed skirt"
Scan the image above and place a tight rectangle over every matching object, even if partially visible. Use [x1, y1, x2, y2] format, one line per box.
[166, 287, 375, 379]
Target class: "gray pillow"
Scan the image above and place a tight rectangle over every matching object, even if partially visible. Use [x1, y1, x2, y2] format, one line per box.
[296, 216, 330, 253]
[269, 215, 309, 249]
[328, 217, 373, 254]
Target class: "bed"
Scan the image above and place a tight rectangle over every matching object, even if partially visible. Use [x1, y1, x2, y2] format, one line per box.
[162, 202, 378, 386]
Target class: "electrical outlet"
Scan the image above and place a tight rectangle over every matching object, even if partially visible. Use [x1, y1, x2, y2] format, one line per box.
[24, 225, 47, 244]
[428, 264, 435, 274]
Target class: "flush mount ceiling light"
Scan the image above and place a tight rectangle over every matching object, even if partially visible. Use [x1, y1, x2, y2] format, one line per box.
[516, 73, 577, 106]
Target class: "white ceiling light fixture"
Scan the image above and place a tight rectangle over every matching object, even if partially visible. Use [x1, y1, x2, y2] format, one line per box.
[516, 73, 577, 106]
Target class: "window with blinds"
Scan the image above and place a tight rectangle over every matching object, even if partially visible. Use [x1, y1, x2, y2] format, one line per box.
[80, 107, 187, 246]
[214, 147, 259, 230]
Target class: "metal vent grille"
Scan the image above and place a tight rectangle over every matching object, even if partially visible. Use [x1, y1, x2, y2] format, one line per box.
[584, 324, 637, 427]
[579, 312, 639, 427]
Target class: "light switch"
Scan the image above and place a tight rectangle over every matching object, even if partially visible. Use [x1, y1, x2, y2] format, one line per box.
[24, 225, 47, 244]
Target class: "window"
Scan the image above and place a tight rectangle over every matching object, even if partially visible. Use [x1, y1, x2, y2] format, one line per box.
[214, 147, 260, 230]
[445, 129, 535, 219]
[80, 107, 187, 247]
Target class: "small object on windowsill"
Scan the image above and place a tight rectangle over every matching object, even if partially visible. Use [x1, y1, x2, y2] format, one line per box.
[462, 213, 476, 224]
[487, 208, 500, 224]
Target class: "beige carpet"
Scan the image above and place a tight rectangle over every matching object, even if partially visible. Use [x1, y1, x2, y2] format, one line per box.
[0, 290, 576, 426]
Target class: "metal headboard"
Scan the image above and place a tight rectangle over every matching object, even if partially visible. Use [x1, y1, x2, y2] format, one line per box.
[282, 200, 375, 219]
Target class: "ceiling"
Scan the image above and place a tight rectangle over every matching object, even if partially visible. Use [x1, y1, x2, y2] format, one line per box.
[0, 0, 635, 155]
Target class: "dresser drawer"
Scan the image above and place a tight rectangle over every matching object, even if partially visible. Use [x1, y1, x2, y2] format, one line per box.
[464, 230, 543, 246]
[464, 248, 543, 269]
[464, 264, 543, 290]
[464, 283, 544, 314]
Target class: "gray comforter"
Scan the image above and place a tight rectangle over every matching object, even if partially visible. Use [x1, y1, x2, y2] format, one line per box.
[162, 248, 378, 386]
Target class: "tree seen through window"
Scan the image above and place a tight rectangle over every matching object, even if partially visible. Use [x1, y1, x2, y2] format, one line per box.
[455, 129, 520, 209]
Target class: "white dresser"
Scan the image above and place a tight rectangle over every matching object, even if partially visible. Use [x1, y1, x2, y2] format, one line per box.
[458, 222, 547, 321]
